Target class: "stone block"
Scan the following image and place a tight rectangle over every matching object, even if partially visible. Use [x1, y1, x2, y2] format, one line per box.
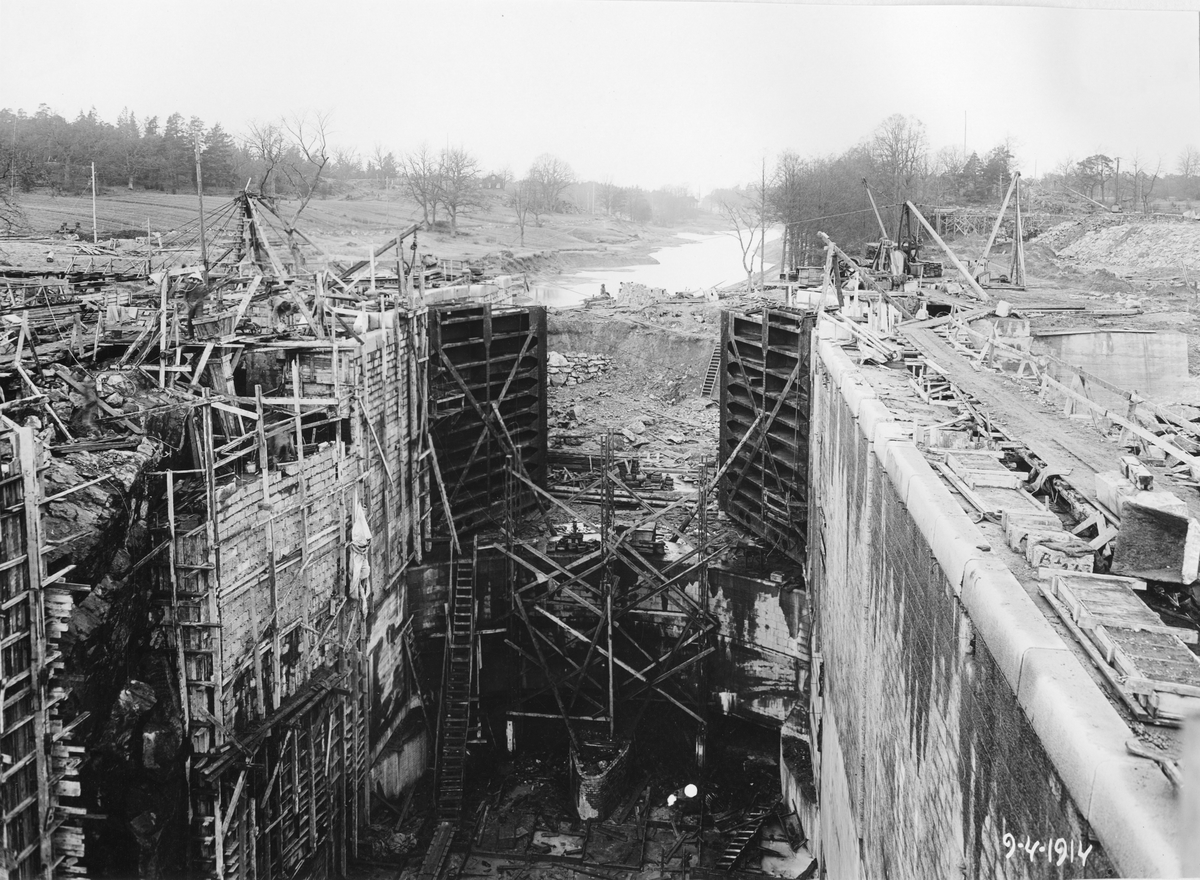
[1111, 490, 1199, 584]
[1027, 533, 1094, 572]
[1003, 510, 1063, 552]
[1093, 474, 1131, 522]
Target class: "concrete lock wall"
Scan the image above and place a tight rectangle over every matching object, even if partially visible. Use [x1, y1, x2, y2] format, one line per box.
[1032, 329, 1188, 407]
[807, 335, 1134, 879]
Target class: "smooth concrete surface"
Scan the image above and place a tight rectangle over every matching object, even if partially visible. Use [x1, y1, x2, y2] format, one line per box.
[1033, 329, 1187, 405]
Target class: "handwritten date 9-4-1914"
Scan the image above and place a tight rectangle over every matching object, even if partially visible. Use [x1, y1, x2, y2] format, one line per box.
[1002, 833, 1094, 867]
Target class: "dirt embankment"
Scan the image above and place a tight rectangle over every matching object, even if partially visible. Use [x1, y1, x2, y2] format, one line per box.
[549, 309, 716, 394]
[545, 310, 720, 463]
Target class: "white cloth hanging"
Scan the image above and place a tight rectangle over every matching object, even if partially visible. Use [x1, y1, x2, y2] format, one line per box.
[349, 492, 372, 613]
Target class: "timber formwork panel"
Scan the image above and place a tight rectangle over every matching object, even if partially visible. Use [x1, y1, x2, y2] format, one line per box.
[428, 304, 547, 537]
[719, 308, 814, 564]
[0, 425, 87, 879]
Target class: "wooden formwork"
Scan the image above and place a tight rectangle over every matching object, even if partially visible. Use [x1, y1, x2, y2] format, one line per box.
[154, 311, 430, 878]
[427, 303, 547, 542]
[0, 423, 88, 879]
[719, 308, 815, 564]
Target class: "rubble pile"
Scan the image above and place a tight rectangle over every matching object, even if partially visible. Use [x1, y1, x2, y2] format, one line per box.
[1057, 219, 1200, 272]
[546, 350, 613, 386]
[616, 280, 671, 306]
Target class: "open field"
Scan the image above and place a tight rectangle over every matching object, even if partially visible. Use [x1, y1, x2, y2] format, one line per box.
[4, 188, 727, 270]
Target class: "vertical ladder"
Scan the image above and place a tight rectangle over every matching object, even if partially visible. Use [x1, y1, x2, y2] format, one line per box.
[435, 551, 476, 822]
[700, 346, 722, 398]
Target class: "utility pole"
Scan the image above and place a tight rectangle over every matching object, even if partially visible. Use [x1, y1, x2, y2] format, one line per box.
[759, 158, 767, 293]
[90, 162, 98, 244]
[193, 132, 209, 280]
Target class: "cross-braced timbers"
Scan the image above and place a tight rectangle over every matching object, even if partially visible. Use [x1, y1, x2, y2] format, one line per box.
[427, 303, 548, 539]
[491, 436, 719, 751]
[719, 307, 815, 564]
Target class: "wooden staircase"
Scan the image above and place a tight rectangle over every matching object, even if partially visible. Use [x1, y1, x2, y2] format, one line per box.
[715, 800, 777, 872]
[435, 552, 476, 822]
[701, 347, 722, 398]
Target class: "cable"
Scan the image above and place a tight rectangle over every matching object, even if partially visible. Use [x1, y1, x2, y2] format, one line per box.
[791, 203, 900, 226]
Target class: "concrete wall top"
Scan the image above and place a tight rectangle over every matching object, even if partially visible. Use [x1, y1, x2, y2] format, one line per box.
[815, 333, 1183, 878]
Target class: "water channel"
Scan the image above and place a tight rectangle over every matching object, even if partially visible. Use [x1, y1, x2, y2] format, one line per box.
[516, 227, 783, 309]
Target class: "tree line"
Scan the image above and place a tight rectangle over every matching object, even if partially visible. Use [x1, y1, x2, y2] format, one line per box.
[716, 113, 1200, 283]
[0, 104, 709, 237]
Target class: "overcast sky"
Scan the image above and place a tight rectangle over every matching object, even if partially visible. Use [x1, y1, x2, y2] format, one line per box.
[2, 0, 1199, 192]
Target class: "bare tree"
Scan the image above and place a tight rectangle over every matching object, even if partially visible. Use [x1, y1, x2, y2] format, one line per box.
[332, 145, 361, 178]
[931, 145, 965, 202]
[278, 111, 331, 270]
[0, 181, 24, 234]
[368, 143, 397, 186]
[508, 179, 538, 247]
[598, 177, 621, 215]
[871, 114, 928, 226]
[439, 147, 481, 236]
[527, 154, 575, 223]
[719, 199, 762, 293]
[770, 152, 808, 274]
[401, 144, 443, 227]
[246, 120, 287, 197]
[1179, 146, 1200, 180]
[1129, 153, 1162, 214]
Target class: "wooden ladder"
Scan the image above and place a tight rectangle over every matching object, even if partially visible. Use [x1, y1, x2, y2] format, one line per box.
[715, 800, 777, 872]
[435, 551, 476, 822]
[700, 347, 722, 398]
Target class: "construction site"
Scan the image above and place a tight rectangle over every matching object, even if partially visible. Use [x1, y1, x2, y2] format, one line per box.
[4, 176, 1200, 880]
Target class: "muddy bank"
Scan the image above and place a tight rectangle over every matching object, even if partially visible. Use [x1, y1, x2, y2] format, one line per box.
[499, 228, 703, 283]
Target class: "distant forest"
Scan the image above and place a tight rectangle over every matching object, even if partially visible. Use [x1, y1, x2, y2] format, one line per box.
[0, 106, 373, 197]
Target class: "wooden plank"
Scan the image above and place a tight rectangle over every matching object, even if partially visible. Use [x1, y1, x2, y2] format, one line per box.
[189, 341, 216, 390]
[212, 400, 259, 421]
[981, 172, 1020, 262]
[1054, 572, 1197, 644]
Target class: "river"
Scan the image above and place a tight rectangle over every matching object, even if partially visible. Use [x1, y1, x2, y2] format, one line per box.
[516, 227, 783, 309]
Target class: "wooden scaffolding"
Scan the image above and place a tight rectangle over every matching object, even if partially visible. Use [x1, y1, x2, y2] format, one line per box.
[496, 435, 720, 763]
